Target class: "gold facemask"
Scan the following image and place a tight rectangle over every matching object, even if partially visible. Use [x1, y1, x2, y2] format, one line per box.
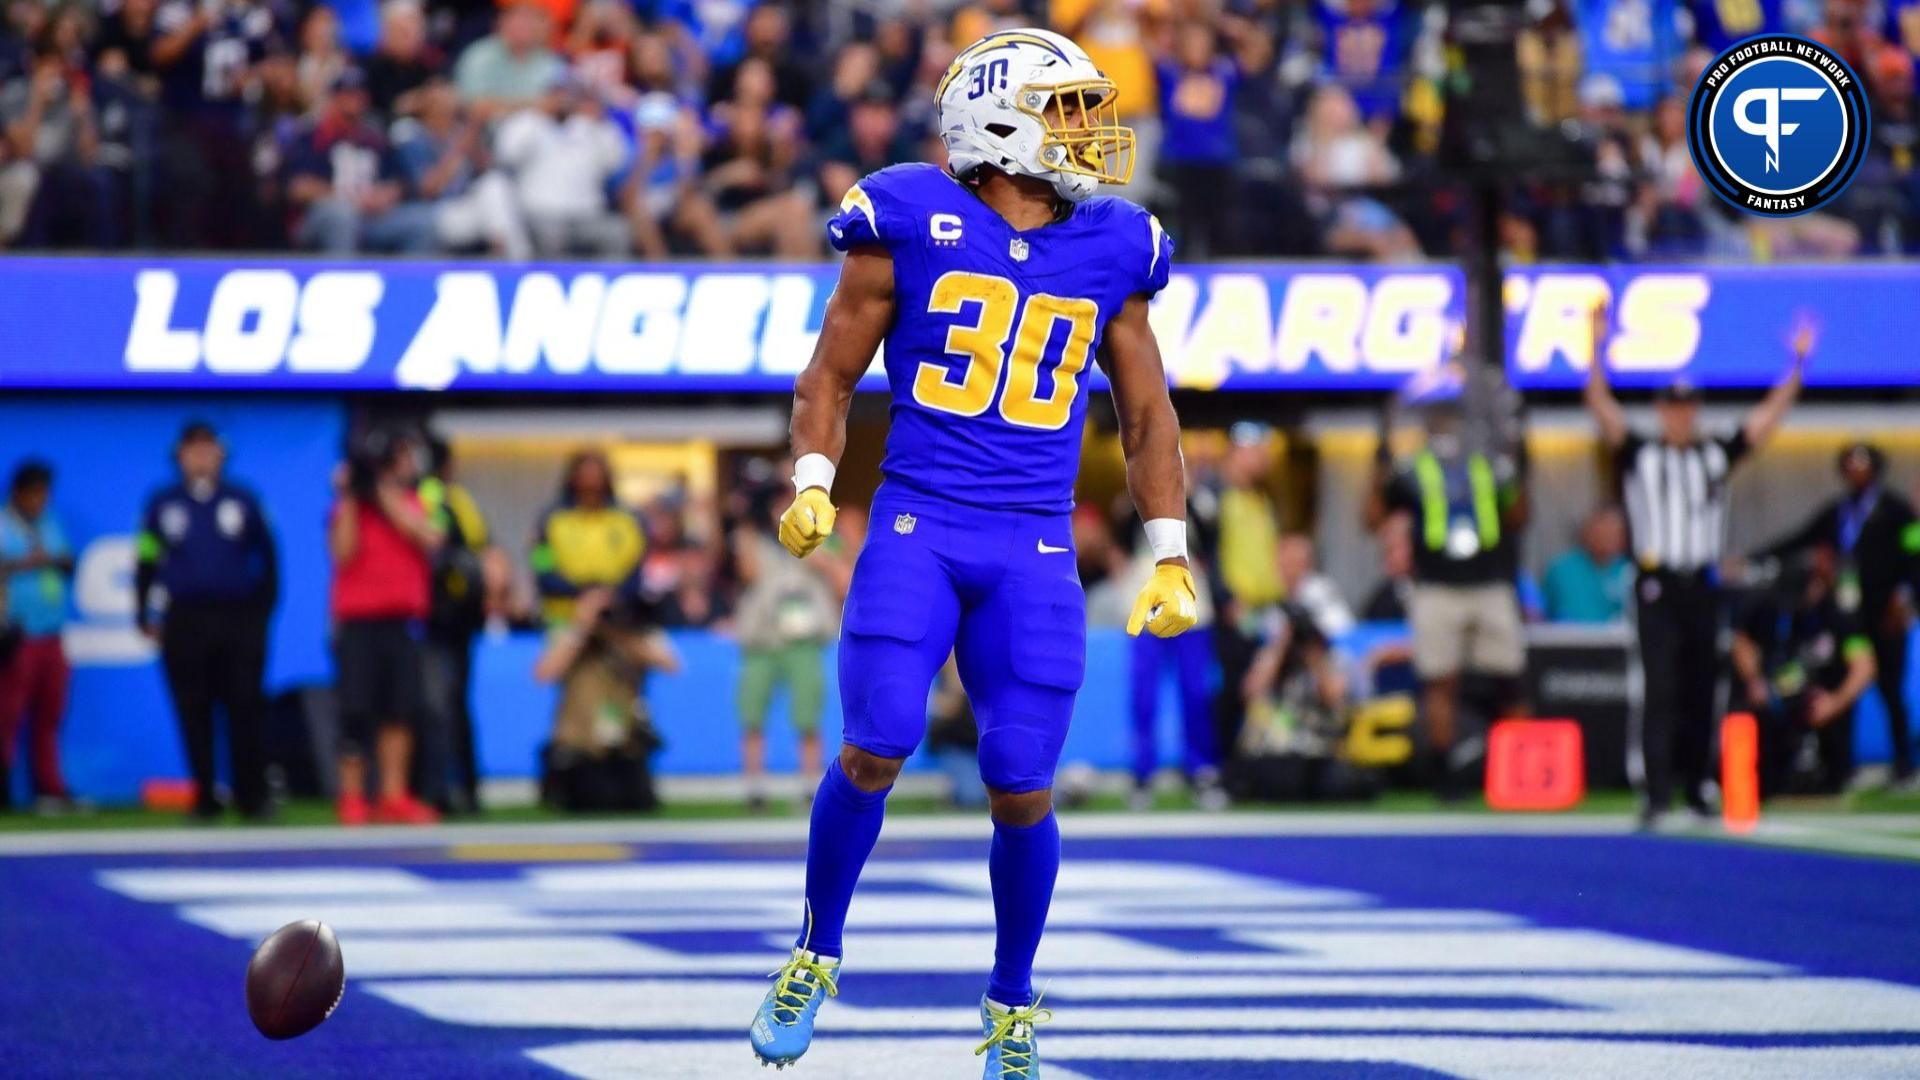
[1017, 80, 1136, 186]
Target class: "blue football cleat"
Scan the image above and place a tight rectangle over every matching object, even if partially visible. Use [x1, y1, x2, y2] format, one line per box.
[976, 993, 1052, 1079]
[749, 947, 840, 1068]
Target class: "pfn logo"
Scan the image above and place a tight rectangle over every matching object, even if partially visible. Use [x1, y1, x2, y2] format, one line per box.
[1688, 35, 1868, 217]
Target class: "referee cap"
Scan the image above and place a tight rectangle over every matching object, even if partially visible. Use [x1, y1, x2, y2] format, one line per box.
[1653, 377, 1702, 404]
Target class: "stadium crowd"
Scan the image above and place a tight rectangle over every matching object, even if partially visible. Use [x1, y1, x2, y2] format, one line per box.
[3, 0, 1920, 261]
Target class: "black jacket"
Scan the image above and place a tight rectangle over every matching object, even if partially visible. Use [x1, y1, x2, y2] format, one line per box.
[1757, 487, 1919, 624]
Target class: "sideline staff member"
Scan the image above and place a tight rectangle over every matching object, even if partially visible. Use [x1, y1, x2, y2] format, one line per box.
[1752, 442, 1919, 791]
[136, 422, 279, 821]
[1366, 371, 1528, 799]
[1586, 303, 1809, 826]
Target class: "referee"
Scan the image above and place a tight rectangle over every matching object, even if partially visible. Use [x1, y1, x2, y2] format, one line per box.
[1585, 305, 1810, 826]
[135, 422, 279, 821]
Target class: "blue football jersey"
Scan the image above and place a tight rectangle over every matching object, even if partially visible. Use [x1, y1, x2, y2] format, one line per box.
[825, 163, 1173, 514]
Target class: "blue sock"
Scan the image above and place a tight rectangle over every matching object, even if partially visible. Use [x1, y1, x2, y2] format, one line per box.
[986, 811, 1060, 1007]
[795, 758, 889, 959]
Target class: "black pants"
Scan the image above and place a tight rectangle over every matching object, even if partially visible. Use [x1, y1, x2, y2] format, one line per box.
[1632, 571, 1724, 812]
[161, 603, 270, 815]
[1873, 625, 1913, 779]
[417, 633, 479, 810]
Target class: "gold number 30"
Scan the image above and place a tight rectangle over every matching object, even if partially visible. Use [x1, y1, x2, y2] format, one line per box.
[913, 271, 1098, 431]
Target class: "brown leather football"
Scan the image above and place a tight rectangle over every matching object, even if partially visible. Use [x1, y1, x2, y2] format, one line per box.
[245, 920, 346, 1040]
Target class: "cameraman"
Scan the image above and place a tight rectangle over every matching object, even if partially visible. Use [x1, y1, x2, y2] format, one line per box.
[532, 582, 679, 812]
[329, 429, 442, 826]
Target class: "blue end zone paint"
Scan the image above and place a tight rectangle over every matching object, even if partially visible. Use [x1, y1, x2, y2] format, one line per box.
[1058, 1063, 1459, 1080]
[0, 830, 1917, 1077]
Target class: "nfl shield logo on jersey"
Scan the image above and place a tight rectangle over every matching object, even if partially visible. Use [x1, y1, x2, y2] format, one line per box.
[894, 513, 917, 535]
[1008, 237, 1029, 262]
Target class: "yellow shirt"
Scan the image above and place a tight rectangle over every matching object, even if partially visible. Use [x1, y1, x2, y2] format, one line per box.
[532, 504, 646, 625]
[1049, 0, 1163, 120]
[1218, 487, 1283, 608]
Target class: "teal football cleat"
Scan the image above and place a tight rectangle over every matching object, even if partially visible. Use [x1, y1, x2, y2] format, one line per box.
[749, 947, 840, 1068]
[975, 993, 1052, 1079]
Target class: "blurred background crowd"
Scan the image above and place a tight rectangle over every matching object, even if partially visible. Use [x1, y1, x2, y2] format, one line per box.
[4, 0, 1920, 262]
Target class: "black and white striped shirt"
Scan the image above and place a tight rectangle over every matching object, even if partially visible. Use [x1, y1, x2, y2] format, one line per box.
[1615, 430, 1751, 573]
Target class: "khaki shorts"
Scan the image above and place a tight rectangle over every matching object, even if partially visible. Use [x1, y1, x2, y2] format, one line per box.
[1409, 582, 1526, 679]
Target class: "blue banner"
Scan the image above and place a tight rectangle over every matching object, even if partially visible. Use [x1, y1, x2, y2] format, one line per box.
[0, 257, 1910, 393]
[0, 257, 1468, 392]
[1504, 264, 1919, 390]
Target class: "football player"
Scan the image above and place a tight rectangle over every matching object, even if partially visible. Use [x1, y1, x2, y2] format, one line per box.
[747, 27, 1199, 1078]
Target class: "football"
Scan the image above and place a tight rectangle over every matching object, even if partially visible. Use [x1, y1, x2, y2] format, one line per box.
[244, 920, 346, 1040]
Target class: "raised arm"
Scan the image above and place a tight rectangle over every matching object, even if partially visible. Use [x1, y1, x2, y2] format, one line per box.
[1585, 301, 1629, 450]
[1100, 293, 1198, 638]
[1742, 321, 1812, 451]
[778, 246, 895, 558]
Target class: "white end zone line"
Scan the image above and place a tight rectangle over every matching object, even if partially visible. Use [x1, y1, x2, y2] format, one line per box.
[0, 811, 1637, 857]
[3, 810, 1918, 859]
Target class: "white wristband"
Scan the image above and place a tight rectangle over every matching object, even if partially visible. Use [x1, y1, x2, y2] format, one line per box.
[793, 453, 836, 494]
[1143, 518, 1187, 562]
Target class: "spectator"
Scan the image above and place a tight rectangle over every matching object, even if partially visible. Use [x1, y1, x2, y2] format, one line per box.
[393, 77, 528, 256]
[1562, 73, 1641, 260]
[364, 0, 444, 120]
[1366, 374, 1529, 799]
[532, 580, 678, 812]
[639, 488, 724, 627]
[1542, 505, 1632, 623]
[416, 436, 493, 815]
[453, 0, 561, 121]
[494, 71, 629, 256]
[328, 428, 442, 826]
[93, 0, 161, 89]
[296, 6, 349, 114]
[805, 41, 881, 147]
[286, 68, 438, 253]
[816, 79, 916, 204]
[1278, 533, 1355, 638]
[1291, 84, 1419, 260]
[622, 87, 728, 258]
[1733, 547, 1878, 797]
[706, 4, 810, 110]
[1812, 0, 1887, 72]
[1152, 19, 1267, 258]
[1753, 442, 1919, 791]
[1633, 95, 1710, 256]
[0, 461, 79, 814]
[701, 56, 814, 256]
[1212, 422, 1283, 750]
[1361, 515, 1413, 622]
[531, 449, 645, 625]
[566, 0, 638, 105]
[135, 422, 279, 822]
[731, 491, 849, 813]
[0, 41, 110, 248]
[150, 0, 277, 249]
[1216, 422, 1284, 616]
[1312, 0, 1410, 126]
[1842, 46, 1920, 252]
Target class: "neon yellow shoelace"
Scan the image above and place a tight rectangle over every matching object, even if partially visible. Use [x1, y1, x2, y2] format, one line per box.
[974, 995, 1054, 1079]
[766, 953, 839, 1025]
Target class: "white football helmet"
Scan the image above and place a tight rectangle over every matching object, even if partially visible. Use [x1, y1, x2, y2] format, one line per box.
[936, 28, 1136, 203]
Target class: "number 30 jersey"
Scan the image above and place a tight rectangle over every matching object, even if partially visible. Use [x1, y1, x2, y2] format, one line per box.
[826, 163, 1174, 515]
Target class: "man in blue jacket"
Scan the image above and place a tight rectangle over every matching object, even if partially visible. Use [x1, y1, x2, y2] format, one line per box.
[136, 422, 279, 821]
